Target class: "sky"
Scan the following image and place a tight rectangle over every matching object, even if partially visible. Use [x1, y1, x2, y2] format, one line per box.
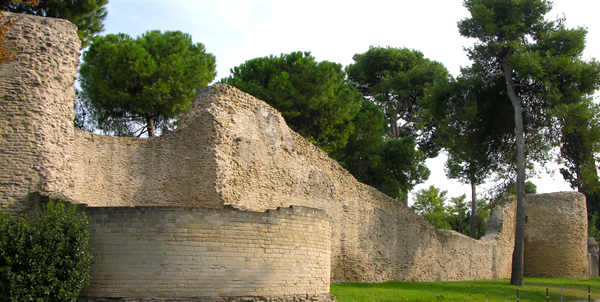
[101, 0, 600, 202]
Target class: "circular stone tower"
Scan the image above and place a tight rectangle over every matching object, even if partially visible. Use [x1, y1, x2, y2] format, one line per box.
[524, 192, 589, 278]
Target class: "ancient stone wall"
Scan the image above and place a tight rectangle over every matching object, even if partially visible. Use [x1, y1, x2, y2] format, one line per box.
[189, 85, 517, 282]
[68, 124, 222, 208]
[0, 14, 592, 300]
[524, 192, 589, 278]
[0, 13, 79, 213]
[80, 205, 332, 301]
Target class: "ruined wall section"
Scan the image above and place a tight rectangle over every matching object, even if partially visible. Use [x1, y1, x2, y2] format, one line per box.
[480, 201, 517, 279]
[202, 84, 515, 282]
[0, 13, 80, 213]
[80, 205, 332, 300]
[524, 192, 588, 278]
[68, 109, 222, 208]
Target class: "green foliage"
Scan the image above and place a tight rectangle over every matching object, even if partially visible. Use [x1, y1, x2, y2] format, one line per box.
[584, 190, 600, 242]
[79, 30, 216, 137]
[0, 199, 94, 302]
[340, 105, 430, 201]
[505, 180, 538, 196]
[446, 194, 470, 234]
[551, 99, 600, 198]
[346, 46, 449, 157]
[425, 72, 501, 186]
[364, 137, 430, 201]
[412, 185, 452, 230]
[221, 51, 361, 156]
[0, 0, 108, 48]
[589, 213, 600, 242]
[413, 189, 490, 238]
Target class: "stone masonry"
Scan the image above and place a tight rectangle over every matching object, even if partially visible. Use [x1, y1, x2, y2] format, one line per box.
[524, 192, 589, 278]
[0, 12, 79, 213]
[0, 12, 592, 301]
[80, 205, 331, 300]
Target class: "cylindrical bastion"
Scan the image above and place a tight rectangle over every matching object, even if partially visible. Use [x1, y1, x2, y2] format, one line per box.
[524, 192, 589, 278]
[79, 205, 332, 301]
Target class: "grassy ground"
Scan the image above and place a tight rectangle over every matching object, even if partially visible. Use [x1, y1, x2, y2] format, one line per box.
[331, 277, 600, 302]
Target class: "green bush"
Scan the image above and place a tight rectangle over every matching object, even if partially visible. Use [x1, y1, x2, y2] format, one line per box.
[0, 199, 94, 302]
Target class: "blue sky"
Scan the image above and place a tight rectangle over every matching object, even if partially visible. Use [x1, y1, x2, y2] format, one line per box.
[100, 0, 600, 200]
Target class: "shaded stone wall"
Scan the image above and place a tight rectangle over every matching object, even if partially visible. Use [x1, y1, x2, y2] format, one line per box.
[589, 237, 599, 277]
[80, 205, 331, 300]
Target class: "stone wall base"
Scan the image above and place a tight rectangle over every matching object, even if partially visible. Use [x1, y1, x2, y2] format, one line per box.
[78, 294, 336, 302]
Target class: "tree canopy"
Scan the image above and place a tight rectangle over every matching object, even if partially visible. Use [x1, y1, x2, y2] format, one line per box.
[346, 46, 449, 157]
[458, 0, 600, 285]
[0, 0, 108, 48]
[552, 98, 600, 239]
[221, 51, 362, 156]
[411, 185, 452, 230]
[78, 30, 216, 137]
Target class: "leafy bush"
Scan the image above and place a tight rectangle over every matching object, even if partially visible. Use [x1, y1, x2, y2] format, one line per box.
[0, 198, 94, 301]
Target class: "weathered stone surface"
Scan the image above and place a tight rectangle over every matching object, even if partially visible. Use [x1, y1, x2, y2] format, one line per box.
[523, 192, 589, 278]
[0, 13, 79, 213]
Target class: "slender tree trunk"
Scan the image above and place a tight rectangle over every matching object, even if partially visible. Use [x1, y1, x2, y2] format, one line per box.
[146, 116, 155, 137]
[470, 181, 477, 239]
[503, 59, 526, 286]
[388, 112, 399, 139]
[386, 94, 400, 139]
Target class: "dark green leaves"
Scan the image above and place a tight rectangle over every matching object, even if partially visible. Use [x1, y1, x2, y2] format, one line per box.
[0, 200, 94, 302]
[79, 30, 216, 137]
[222, 51, 361, 156]
[346, 46, 448, 156]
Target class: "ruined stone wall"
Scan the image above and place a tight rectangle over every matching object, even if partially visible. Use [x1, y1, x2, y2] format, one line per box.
[80, 205, 331, 300]
[197, 84, 516, 282]
[0, 13, 79, 213]
[524, 192, 589, 278]
[68, 122, 222, 208]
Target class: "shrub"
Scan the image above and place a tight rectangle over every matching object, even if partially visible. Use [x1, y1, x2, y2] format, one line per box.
[0, 198, 94, 301]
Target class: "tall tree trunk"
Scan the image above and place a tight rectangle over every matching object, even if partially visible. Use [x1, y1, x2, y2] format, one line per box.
[146, 116, 155, 137]
[470, 181, 477, 239]
[503, 59, 526, 286]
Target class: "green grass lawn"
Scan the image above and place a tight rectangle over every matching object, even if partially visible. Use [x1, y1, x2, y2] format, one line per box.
[331, 277, 600, 302]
